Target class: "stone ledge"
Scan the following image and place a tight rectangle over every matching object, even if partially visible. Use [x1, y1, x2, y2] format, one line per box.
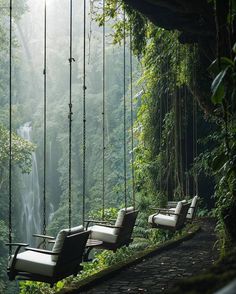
[59, 223, 201, 293]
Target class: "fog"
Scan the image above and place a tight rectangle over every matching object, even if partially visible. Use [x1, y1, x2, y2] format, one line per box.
[10, 0, 137, 244]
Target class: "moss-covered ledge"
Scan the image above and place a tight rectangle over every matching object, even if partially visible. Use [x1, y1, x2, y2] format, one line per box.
[167, 246, 236, 294]
[58, 223, 200, 294]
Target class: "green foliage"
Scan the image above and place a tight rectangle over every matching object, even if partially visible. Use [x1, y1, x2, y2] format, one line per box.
[0, 124, 35, 173]
[88, 207, 119, 221]
[19, 280, 64, 294]
[207, 40, 236, 251]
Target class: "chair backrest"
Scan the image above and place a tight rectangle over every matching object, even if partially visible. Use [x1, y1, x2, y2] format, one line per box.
[188, 195, 199, 219]
[55, 230, 90, 276]
[116, 209, 139, 246]
[175, 202, 191, 230]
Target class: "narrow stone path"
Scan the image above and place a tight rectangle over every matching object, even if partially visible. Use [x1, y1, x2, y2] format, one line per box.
[80, 218, 218, 294]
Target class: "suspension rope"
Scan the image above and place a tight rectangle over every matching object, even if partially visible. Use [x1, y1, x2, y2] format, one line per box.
[129, 27, 135, 209]
[166, 59, 170, 198]
[194, 46, 199, 196]
[43, 0, 47, 238]
[102, 0, 105, 220]
[192, 92, 196, 195]
[82, 0, 87, 225]
[68, 0, 74, 230]
[159, 64, 163, 196]
[179, 76, 184, 197]
[123, 9, 127, 209]
[184, 51, 189, 196]
[8, 0, 13, 255]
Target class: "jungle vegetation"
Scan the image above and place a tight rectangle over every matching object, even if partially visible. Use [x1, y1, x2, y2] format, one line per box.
[0, 0, 235, 293]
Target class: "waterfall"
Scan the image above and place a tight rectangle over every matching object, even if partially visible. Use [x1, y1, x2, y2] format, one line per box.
[17, 122, 41, 245]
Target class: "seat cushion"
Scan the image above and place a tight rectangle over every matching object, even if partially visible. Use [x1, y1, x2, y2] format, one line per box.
[148, 213, 177, 227]
[115, 207, 134, 234]
[52, 225, 84, 261]
[64, 225, 84, 235]
[89, 225, 118, 244]
[187, 196, 198, 219]
[9, 250, 56, 277]
[174, 201, 183, 221]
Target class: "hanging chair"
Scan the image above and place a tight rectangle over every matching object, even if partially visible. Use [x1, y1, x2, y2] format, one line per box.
[85, 207, 139, 251]
[6, 226, 89, 287]
[167, 195, 199, 222]
[148, 201, 190, 231]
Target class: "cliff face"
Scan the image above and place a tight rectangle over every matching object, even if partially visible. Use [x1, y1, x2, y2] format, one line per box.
[124, 0, 215, 47]
[123, 0, 216, 114]
[124, 0, 233, 116]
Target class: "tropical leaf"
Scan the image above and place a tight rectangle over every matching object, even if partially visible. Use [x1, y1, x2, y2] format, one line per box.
[211, 66, 230, 104]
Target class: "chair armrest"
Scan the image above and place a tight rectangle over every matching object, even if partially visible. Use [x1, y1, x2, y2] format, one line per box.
[156, 208, 172, 212]
[85, 219, 108, 224]
[6, 243, 29, 271]
[162, 211, 178, 215]
[48, 240, 56, 244]
[85, 219, 112, 230]
[154, 208, 178, 215]
[25, 247, 59, 255]
[97, 224, 122, 229]
[32, 234, 55, 240]
[6, 243, 29, 247]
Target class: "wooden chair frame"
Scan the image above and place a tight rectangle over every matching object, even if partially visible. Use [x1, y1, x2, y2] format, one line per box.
[150, 202, 191, 231]
[167, 196, 199, 222]
[85, 210, 139, 251]
[6, 230, 90, 287]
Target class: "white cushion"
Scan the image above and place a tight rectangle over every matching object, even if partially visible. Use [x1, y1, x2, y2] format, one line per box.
[115, 207, 134, 234]
[89, 225, 118, 244]
[187, 196, 198, 219]
[148, 213, 177, 227]
[121, 206, 134, 213]
[9, 250, 56, 277]
[64, 225, 84, 235]
[174, 201, 183, 221]
[52, 225, 84, 261]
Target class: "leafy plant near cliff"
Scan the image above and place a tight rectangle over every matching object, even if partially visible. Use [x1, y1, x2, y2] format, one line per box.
[200, 0, 236, 251]
[207, 45, 236, 251]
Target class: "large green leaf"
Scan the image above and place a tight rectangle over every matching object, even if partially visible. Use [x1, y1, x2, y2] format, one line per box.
[211, 66, 230, 104]
[208, 57, 234, 75]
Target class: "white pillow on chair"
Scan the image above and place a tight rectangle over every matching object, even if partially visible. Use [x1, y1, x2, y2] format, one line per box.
[52, 225, 84, 261]
[114, 207, 134, 234]
[174, 201, 183, 221]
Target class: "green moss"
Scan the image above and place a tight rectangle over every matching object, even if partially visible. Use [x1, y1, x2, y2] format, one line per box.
[168, 247, 236, 294]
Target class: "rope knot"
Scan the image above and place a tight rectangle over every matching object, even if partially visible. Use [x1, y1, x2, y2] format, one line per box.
[68, 57, 75, 63]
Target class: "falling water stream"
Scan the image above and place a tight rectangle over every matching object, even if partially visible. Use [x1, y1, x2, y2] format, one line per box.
[17, 122, 41, 245]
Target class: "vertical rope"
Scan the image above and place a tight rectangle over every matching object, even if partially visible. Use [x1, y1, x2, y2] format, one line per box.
[166, 59, 170, 199]
[8, 0, 13, 255]
[174, 45, 178, 197]
[68, 0, 74, 230]
[123, 9, 127, 209]
[192, 95, 196, 195]
[130, 27, 135, 209]
[102, 0, 105, 220]
[194, 46, 198, 195]
[184, 57, 188, 196]
[82, 0, 86, 225]
[43, 0, 47, 239]
[159, 67, 162, 196]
